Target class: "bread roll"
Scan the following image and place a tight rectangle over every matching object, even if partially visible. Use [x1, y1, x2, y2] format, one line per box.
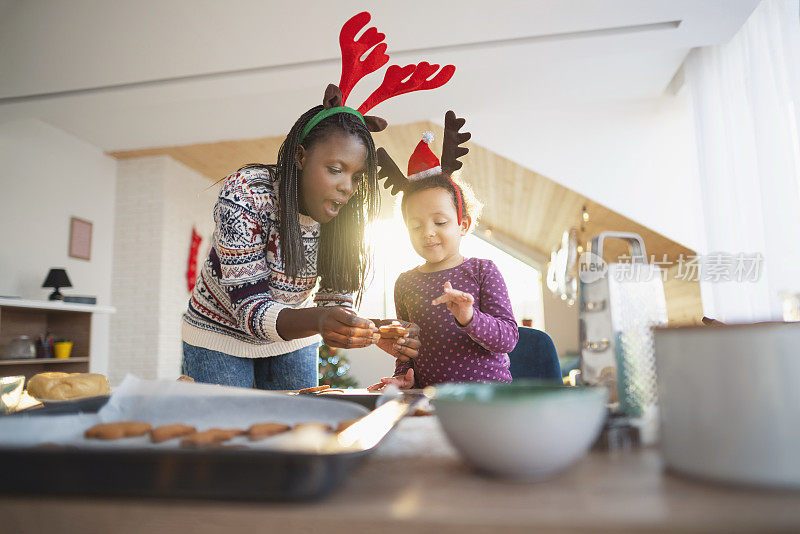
[27, 372, 110, 401]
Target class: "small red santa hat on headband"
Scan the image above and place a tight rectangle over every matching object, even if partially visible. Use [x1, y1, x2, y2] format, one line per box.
[378, 110, 471, 195]
[407, 132, 442, 181]
[376, 111, 471, 223]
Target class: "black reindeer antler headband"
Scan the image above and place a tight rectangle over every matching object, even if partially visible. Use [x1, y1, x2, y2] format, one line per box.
[377, 110, 471, 222]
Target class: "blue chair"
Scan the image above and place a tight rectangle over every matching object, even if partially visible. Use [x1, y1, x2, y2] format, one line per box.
[508, 327, 562, 382]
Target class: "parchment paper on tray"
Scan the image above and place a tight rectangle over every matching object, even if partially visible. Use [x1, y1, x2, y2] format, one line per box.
[0, 375, 368, 451]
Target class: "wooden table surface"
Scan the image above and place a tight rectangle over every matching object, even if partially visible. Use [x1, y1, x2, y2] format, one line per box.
[3, 447, 799, 534]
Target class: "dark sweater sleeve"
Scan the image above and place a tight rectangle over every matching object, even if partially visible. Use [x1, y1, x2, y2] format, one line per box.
[459, 260, 519, 354]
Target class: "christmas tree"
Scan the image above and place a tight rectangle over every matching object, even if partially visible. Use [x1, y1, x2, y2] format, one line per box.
[318, 344, 358, 388]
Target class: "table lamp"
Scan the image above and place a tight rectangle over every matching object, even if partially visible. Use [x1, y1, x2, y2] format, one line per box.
[42, 268, 72, 301]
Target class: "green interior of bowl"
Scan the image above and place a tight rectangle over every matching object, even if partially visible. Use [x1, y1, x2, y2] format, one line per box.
[432, 380, 606, 403]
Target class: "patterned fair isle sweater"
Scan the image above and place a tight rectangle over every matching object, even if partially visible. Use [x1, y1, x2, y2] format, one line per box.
[393, 258, 518, 387]
[182, 166, 352, 358]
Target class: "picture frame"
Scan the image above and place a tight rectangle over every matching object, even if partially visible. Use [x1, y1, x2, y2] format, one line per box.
[69, 217, 92, 260]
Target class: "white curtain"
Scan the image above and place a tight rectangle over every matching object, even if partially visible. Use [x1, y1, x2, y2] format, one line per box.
[686, 0, 800, 322]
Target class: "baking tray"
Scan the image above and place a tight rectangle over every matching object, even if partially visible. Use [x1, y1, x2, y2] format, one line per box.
[293, 388, 427, 410]
[17, 390, 383, 415]
[297, 389, 383, 410]
[12, 394, 111, 416]
[11, 388, 416, 415]
[0, 446, 366, 501]
[0, 388, 424, 501]
[16, 392, 381, 414]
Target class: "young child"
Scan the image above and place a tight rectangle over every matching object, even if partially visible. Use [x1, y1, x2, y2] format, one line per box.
[182, 12, 450, 390]
[370, 113, 518, 389]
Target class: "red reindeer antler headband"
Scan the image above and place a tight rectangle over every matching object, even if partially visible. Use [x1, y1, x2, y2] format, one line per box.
[377, 110, 471, 223]
[299, 12, 456, 143]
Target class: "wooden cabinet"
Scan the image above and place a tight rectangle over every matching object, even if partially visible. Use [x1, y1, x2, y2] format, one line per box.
[0, 298, 115, 380]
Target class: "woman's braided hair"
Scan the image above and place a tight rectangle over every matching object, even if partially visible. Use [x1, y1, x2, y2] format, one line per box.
[240, 106, 379, 304]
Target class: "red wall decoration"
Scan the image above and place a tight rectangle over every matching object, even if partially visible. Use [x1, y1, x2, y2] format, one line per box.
[187, 227, 202, 292]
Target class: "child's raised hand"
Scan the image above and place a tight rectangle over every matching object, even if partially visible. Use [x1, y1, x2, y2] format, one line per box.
[317, 307, 378, 349]
[431, 281, 474, 326]
[367, 368, 415, 391]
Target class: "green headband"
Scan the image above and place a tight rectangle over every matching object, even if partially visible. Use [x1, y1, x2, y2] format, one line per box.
[298, 106, 366, 143]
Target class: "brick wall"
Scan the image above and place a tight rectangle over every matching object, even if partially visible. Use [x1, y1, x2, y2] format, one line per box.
[110, 156, 216, 384]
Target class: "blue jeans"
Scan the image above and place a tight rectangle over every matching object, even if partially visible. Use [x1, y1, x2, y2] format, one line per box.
[182, 342, 319, 390]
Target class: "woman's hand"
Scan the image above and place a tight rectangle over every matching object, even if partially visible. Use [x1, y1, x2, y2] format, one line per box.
[317, 307, 378, 349]
[373, 319, 421, 361]
[367, 368, 415, 391]
[431, 281, 474, 326]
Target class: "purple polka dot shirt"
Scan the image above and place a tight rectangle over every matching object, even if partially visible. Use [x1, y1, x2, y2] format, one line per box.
[394, 258, 518, 387]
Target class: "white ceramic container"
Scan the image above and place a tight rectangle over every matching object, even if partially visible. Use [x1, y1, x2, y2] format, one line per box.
[654, 322, 800, 488]
[431, 381, 607, 480]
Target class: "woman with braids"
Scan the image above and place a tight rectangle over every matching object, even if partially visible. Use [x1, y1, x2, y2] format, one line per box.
[181, 12, 455, 388]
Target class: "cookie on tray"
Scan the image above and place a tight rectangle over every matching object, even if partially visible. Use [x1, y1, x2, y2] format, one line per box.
[85, 421, 152, 440]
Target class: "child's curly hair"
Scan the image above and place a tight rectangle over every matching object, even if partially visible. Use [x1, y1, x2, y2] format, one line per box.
[400, 173, 482, 231]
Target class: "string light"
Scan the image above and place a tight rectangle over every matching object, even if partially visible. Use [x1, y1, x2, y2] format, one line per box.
[580, 206, 587, 233]
[579, 205, 589, 253]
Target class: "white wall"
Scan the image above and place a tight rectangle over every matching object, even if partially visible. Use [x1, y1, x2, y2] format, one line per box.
[467, 93, 705, 254]
[0, 118, 116, 372]
[110, 157, 164, 383]
[110, 155, 215, 384]
[157, 157, 217, 378]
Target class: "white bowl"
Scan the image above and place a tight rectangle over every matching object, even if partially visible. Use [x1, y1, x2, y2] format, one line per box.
[655, 322, 800, 488]
[431, 381, 607, 480]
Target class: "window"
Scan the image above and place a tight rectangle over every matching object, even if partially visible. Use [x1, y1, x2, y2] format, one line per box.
[360, 218, 545, 329]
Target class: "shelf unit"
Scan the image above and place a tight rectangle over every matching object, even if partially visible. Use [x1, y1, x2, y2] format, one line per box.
[0, 298, 115, 380]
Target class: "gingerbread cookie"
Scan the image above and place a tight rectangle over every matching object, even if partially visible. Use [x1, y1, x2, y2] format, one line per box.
[294, 422, 333, 432]
[180, 428, 244, 448]
[150, 424, 197, 443]
[85, 421, 152, 440]
[298, 385, 331, 394]
[247, 423, 292, 441]
[379, 321, 408, 338]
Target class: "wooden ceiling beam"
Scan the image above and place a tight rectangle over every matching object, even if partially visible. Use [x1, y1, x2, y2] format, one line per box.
[109, 121, 695, 264]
